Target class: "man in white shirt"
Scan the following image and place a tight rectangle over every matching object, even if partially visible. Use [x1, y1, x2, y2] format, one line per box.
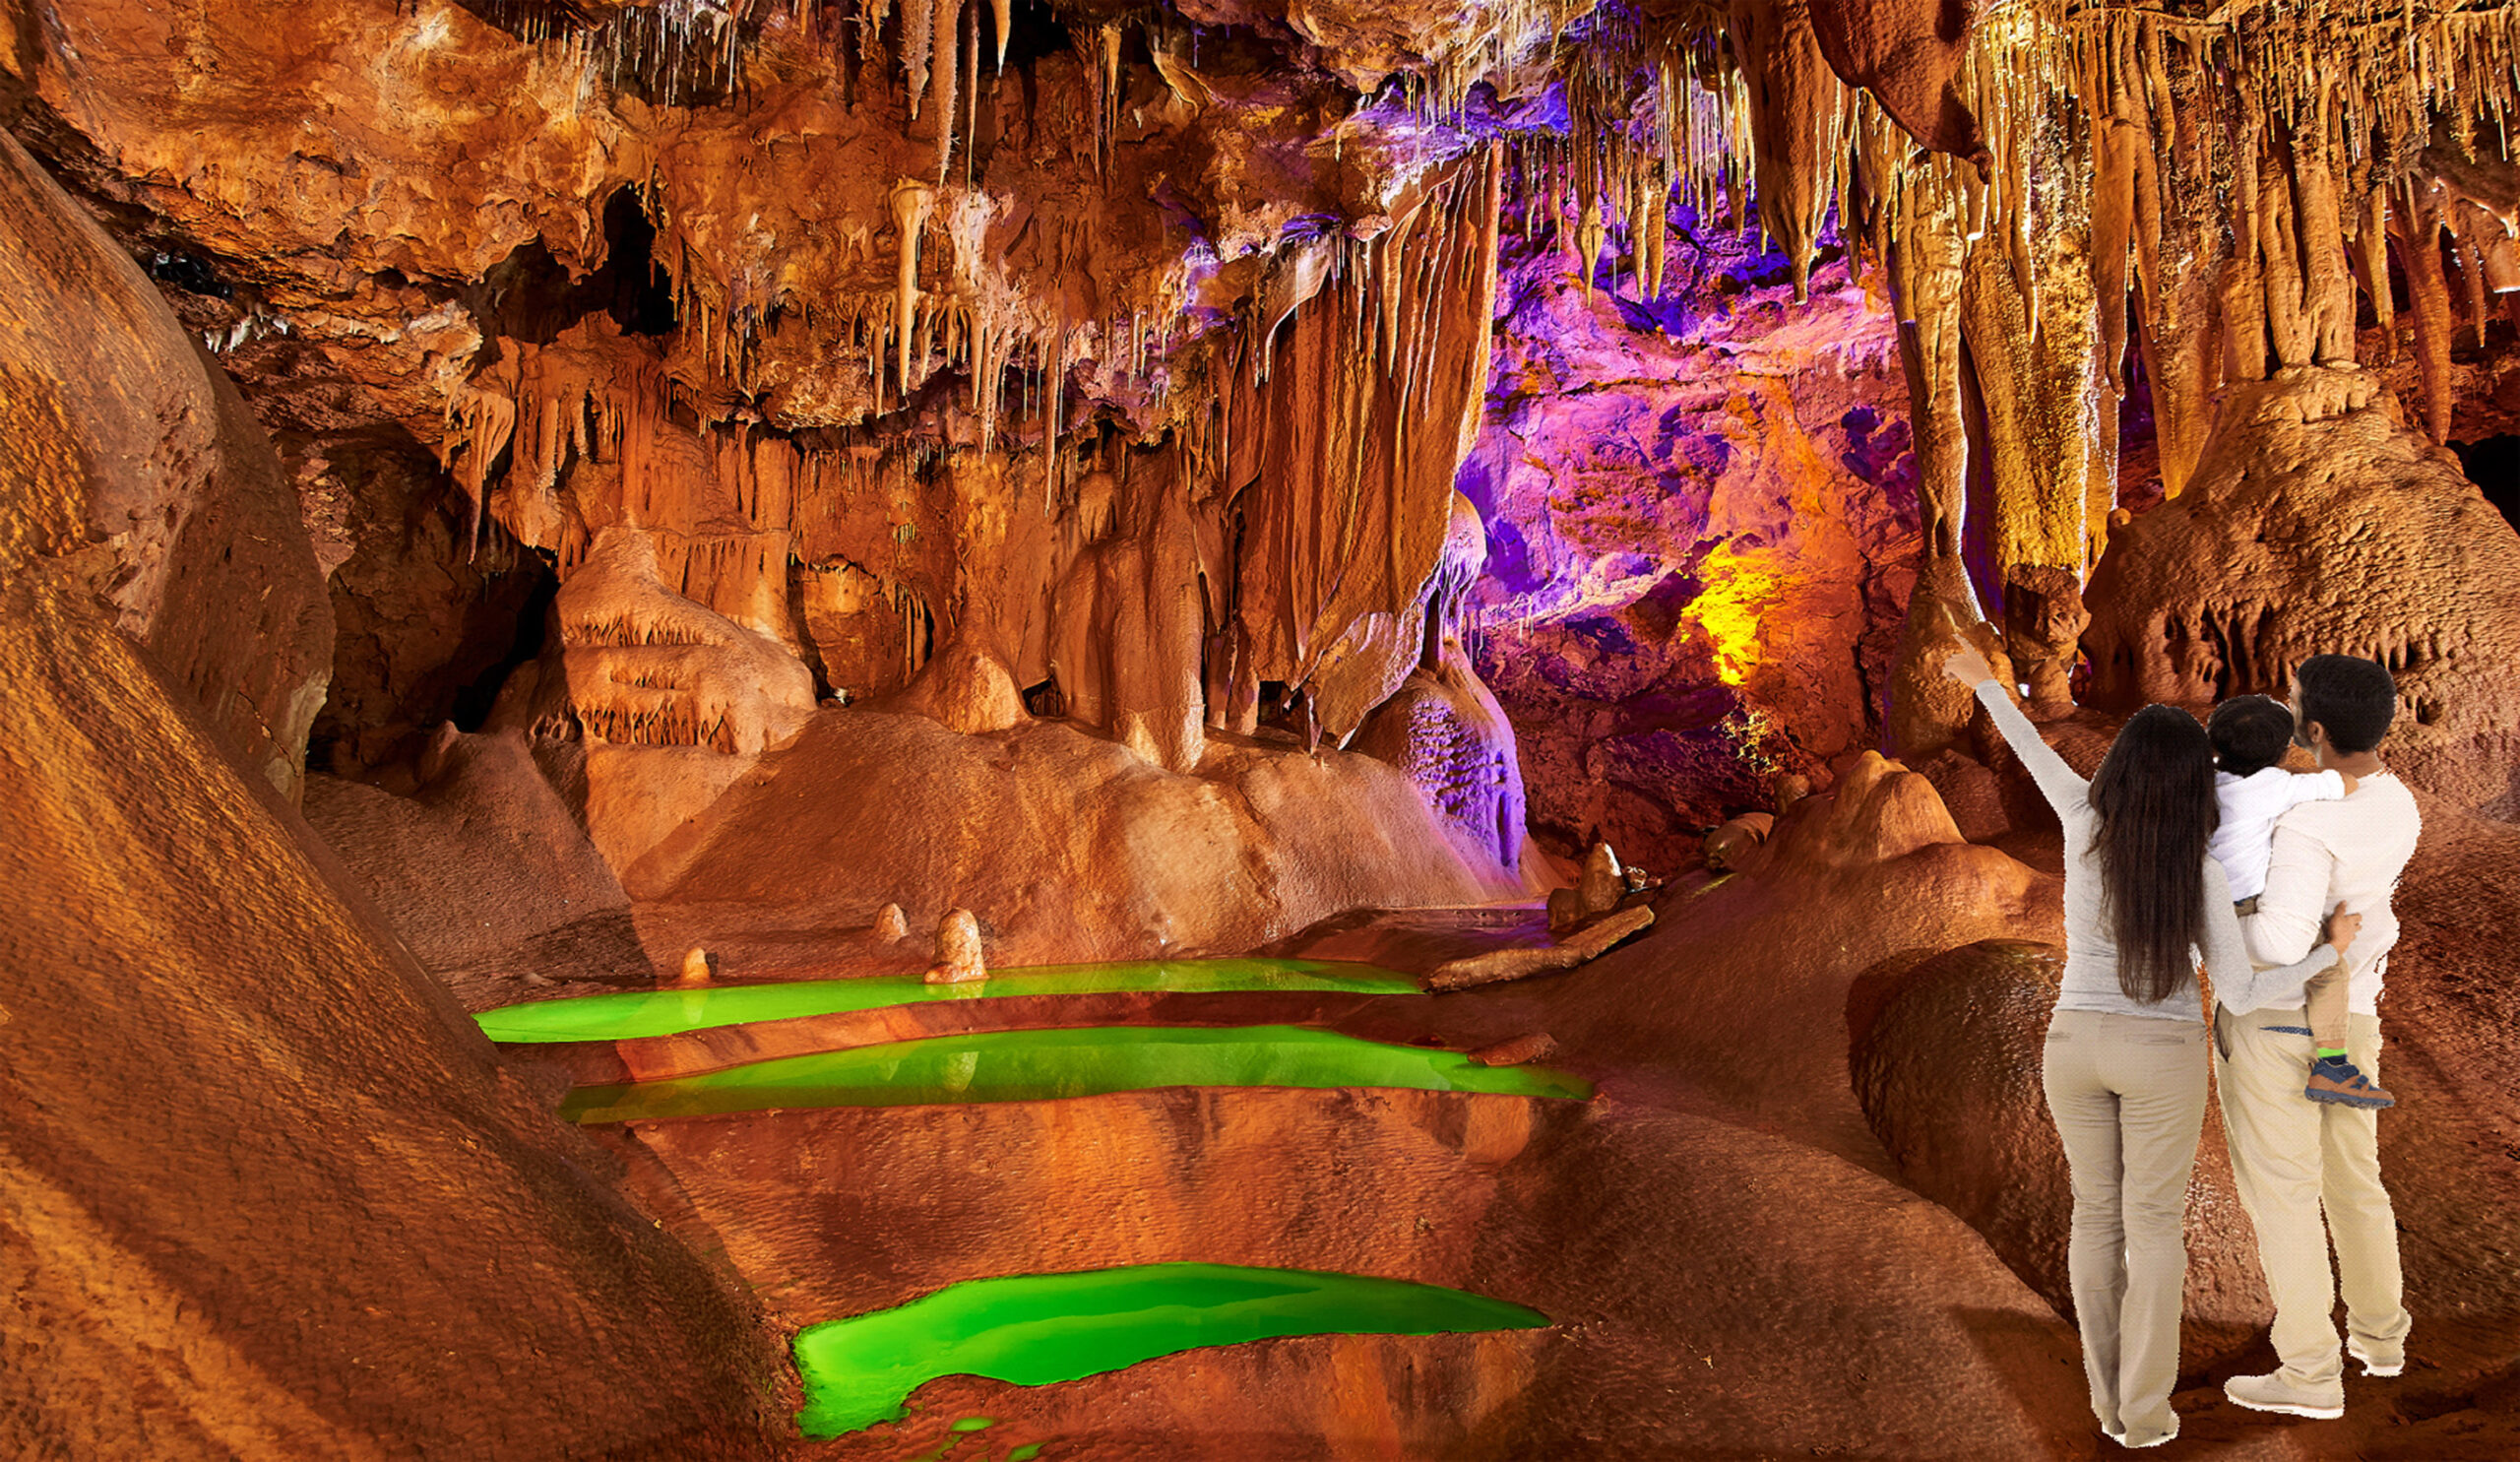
[2210, 655, 2425, 1421]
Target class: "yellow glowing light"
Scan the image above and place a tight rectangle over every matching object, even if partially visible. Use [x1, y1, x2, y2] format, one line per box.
[1691, 543, 1782, 687]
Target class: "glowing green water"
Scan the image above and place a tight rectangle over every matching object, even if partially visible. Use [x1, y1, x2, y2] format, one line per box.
[473, 958, 1420, 1045]
[792, 1263, 1549, 1437]
[560, 1023, 1591, 1121]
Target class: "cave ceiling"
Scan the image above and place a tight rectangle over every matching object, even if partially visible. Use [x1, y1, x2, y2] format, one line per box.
[9, 0, 2520, 793]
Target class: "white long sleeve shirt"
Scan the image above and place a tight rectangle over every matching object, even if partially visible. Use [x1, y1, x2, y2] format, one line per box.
[2228, 772, 2423, 1017]
[1975, 683, 2339, 1022]
[2210, 767, 2345, 900]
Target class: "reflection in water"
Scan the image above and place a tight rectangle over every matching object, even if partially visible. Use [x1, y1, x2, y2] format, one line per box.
[792, 1262, 1549, 1436]
[475, 958, 1422, 1044]
[560, 1024, 1594, 1121]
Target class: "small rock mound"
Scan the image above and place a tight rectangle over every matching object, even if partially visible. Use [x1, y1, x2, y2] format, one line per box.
[924, 908, 986, 985]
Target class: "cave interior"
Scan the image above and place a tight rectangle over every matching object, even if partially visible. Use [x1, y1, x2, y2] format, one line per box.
[4, 0, 2520, 1455]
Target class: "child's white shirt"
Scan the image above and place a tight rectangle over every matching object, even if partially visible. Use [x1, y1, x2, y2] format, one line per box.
[2211, 767, 2347, 901]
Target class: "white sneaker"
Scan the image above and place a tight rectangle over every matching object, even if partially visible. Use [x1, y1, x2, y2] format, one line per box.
[2226, 1368, 2346, 1419]
[2348, 1340, 2405, 1377]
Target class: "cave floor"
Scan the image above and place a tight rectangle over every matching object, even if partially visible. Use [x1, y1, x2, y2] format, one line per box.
[498, 893, 2517, 1461]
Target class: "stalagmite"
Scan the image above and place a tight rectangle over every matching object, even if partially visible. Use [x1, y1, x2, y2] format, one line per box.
[1577, 842, 1624, 915]
[924, 908, 985, 984]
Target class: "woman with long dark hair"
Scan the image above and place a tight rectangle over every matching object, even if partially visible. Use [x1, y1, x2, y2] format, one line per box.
[1943, 641, 2357, 1449]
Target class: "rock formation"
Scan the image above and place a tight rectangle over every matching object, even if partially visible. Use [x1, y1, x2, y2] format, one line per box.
[2084, 366, 2520, 818]
[303, 727, 651, 1006]
[1424, 903, 1655, 991]
[1702, 810, 1776, 870]
[0, 136, 786, 1457]
[2002, 563, 2089, 716]
[625, 708, 1523, 972]
[925, 907, 987, 984]
[0, 133, 332, 803]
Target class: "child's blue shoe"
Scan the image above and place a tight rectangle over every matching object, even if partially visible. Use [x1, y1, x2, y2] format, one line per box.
[2306, 1055, 2395, 1109]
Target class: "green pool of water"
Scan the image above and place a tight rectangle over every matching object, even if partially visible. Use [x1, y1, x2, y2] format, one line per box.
[792, 1262, 1549, 1437]
[559, 1023, 1592, 1122]
[474, 958, 1420, 1045]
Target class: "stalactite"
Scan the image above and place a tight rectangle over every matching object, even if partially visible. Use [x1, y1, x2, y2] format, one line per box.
[903, 0, 936, 119]
[2393, 178, 2456, 443]
[1875, 145, 1970, 562]
[2352, 183, 2396, 365]
[1641, 160, 1670, 302]
[1098, 23, 1123, 179]
[890, 178, 936, 395]
[964, 0, 980, 186]
[1575, 192, 1604, 300]
[2452, 221, 2493, 350]
[2222, 116, 2270, 385]
[2088, 21, 2140, 397]
[2286, 99, 2356, 365]
[1728, 0, 1843, 304]
[2256, 127, 2313, 370]
[932, 0, 962, 184]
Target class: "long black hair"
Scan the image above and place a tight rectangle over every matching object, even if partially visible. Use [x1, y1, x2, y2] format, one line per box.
[2087, 704, 2220, 1004]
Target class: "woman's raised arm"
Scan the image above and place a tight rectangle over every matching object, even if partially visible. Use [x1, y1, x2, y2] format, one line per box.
[1943, 639, 2089, 820]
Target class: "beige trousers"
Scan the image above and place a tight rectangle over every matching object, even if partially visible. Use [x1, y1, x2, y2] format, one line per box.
[2301, 967, 2350, 1051]
[2043, 1009, 2211, 1438]
[2215, 1005, 2411, 1390]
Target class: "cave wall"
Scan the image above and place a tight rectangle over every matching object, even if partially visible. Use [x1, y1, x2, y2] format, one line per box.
[0, 125, 787, 1459]
[1464, 185, 1921, 868]
[0, 131, 331, 801]
[2085, 366, 2520, 819]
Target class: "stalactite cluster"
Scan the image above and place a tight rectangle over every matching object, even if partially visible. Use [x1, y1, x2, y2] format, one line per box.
[17, 0, 2520, 794]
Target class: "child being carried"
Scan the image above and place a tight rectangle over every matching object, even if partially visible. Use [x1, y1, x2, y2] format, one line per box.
[2207, 695, 2394, 1110]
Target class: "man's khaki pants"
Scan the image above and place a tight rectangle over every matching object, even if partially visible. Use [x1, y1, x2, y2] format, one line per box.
[2215, 1004, 2412, 1389]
